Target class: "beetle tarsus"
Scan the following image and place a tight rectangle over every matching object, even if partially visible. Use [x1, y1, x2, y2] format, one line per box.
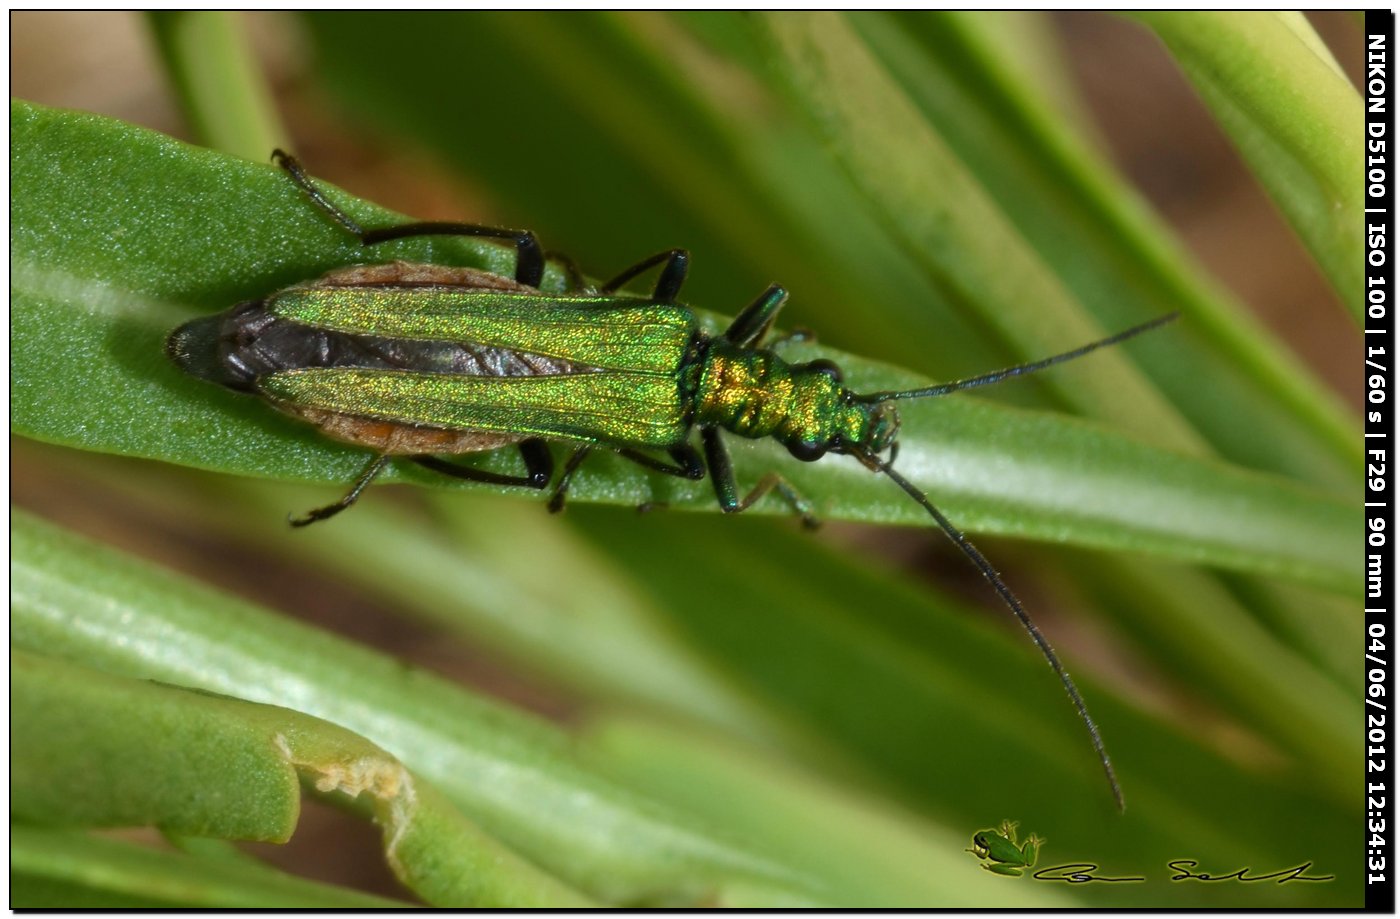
[289, 454, 391, 529]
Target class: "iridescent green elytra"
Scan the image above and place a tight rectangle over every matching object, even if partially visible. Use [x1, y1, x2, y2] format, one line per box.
[168, 151, 1174, 811]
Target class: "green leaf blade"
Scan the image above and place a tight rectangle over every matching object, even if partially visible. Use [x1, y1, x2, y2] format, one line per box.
[10, 99, 1357, 592]
[1128, 12, 1364, 316]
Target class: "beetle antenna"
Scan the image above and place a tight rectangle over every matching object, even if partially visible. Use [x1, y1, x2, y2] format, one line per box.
[864, 450, 1125, 812]
[855, 313, 1176, 404]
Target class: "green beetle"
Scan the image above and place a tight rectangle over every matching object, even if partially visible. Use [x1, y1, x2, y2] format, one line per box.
[169, 151, 1172, 810]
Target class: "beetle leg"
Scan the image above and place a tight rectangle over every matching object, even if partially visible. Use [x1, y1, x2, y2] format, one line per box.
[724, 285, 789, 347]
[272, 149, 545, 287]
[598, 445, 704, 514]
[601, 249, 689, 302]
[547, 445, 594, 513]
[545, 250, 588, 292]
[358, 222, 543, 288]
[412, 438, 553, 489]
[272, 149, 368, 236]
[735, 474, 819, 529]
[290, 454, 391, 527]
[615, 444, 705, 480]
[701, 428, 819, 528]
[548, 442, 704, 514]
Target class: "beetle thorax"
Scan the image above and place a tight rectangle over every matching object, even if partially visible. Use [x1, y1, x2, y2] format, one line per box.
[694, 342, 872, 458]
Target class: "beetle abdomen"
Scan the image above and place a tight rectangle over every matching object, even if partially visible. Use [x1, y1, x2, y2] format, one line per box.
[280, 406, 526, 455]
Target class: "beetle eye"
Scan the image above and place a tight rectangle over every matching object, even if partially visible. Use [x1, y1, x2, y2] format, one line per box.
[805, 358, 843, 383]
[788, 439, 828, 462]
